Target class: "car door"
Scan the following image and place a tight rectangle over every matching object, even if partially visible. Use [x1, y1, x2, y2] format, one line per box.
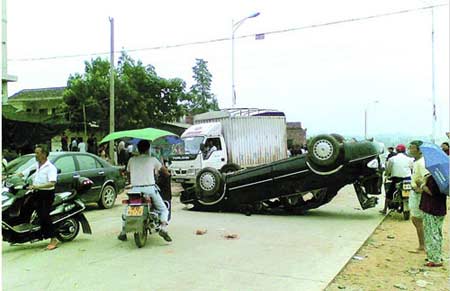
[74, 154, 106, 202]
[52, 155, 77, 194]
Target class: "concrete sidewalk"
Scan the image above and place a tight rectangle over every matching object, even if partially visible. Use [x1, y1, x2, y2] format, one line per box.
[2, 185, 385, 291]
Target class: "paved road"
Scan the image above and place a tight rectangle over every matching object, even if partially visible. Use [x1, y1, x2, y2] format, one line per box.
[2, 186, 385, 291]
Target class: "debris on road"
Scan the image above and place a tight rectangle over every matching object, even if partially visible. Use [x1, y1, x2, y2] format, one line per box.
[195, 229, 207, 235]
[393, 283, 407, 290]
[416, 280, 431, 288]
[223, 233, 239, 240]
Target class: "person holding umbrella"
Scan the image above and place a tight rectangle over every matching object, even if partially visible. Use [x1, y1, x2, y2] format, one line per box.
[417, 141, 449, 267]
[420, 174, 447, 267]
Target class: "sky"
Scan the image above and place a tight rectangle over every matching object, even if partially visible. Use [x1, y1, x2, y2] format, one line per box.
[5, 0, 450, 139]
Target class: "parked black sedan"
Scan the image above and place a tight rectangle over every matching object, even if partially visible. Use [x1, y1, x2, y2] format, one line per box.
[181, 134, 384, 213]
[4, 152, 125, 209]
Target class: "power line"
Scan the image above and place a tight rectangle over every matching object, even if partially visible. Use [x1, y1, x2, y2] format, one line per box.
[8, 4, 448, 63]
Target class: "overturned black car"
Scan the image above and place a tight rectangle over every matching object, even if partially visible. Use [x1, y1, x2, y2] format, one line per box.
[180, 134, 384, 214]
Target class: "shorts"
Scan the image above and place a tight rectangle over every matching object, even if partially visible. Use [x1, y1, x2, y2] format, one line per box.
[409, 190, 424, 219]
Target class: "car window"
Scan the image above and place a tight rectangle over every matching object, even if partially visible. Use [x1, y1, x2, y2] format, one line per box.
[77, 155, 100, 171]
[11, 158, 36, 176]
[6, 155, 35, 174]
[54, 156, 76, 174]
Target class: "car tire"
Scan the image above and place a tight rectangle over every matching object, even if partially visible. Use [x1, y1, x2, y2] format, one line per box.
[330, 133, 345, 143]
[98, 184, 117, 209]
[220, 163, 241, 174]
[307, 134, 341, 167]
[195, 167, 225, 205]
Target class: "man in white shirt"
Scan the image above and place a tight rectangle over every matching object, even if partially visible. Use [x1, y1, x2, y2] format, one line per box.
[77, 137, 87, 153]
[118, 140, 172, 242]
[28, 144, 59, 250]
[381, 144, 414, 214]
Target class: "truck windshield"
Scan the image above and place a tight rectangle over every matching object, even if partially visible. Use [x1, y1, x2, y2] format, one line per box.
[180, 136, 204, 154]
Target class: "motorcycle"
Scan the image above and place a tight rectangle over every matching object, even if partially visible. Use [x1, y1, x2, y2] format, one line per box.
[388, 178, 411, 220]
[121, 189, 169, 248]
[2, 176, 93, 245]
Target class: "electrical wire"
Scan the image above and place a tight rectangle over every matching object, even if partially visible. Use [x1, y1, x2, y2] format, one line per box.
[8, 3, 448, 63]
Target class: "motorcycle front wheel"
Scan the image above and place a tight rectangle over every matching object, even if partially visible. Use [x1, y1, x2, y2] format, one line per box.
[134, 225, 148, 248]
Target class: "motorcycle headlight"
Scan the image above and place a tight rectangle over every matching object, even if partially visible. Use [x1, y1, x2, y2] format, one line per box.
[367, 158, 379, 169]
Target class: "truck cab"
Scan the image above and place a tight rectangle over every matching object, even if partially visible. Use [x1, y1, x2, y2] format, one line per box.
[169, 123, 228, 186]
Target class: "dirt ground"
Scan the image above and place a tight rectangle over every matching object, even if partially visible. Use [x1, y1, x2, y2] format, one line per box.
[326, 206, 450, 291]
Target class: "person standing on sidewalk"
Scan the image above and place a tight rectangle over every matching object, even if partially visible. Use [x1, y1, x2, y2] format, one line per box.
[420, 174, 447, 267]
[407, 140, 429, 253]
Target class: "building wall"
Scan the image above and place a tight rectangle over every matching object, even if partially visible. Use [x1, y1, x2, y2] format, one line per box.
[286, 122, 307, 148]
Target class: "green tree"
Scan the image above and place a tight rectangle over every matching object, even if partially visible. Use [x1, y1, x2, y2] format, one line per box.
[63, 53, 189, 132]
[186, 58, 219, 115]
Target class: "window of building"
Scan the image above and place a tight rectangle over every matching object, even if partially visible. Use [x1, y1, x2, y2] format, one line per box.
[39, 108, 47, 114]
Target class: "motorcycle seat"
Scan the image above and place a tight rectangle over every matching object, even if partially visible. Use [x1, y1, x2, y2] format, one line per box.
[52, 192, 75, 206]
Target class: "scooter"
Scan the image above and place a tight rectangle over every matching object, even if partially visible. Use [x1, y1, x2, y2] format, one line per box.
[2, 176, 93, 245]
[121, 189, 169, 248]
[388, 178, 412, 220]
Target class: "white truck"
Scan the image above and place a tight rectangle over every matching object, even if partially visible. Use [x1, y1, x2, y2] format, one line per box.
[169, 108, 288, 188]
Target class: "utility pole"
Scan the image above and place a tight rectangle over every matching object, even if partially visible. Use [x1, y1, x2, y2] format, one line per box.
[82, 104, 87, 139]
[431, 7, 436, 144]
[109, 17, 115, 163]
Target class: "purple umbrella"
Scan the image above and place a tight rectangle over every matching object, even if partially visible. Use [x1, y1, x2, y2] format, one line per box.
[420, 142, 449, 195]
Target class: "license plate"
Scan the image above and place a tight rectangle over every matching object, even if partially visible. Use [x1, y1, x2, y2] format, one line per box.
[127, 206, 144, 216]
[402, 183, 412, 190]
[175, 178, 185, 183]
[402, 190, 410, 198]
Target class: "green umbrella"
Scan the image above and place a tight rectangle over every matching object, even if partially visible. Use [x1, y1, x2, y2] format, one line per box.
[100, 128, 178, 144]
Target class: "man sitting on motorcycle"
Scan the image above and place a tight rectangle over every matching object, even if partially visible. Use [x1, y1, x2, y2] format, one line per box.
[381, 144, 414, 214]
[117, 139, 172, 242]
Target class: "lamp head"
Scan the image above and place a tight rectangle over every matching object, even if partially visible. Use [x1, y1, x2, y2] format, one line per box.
[249, 12, 260, 18]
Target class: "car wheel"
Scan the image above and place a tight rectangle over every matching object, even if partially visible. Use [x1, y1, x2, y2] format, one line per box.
[220, 163, 241, 174]
[98, 184, 117, 209]
[56, 218, 80, 242]
[330, 133, 345, 143]
[307, 134, 341, 167]
[195, 167, 225, 205]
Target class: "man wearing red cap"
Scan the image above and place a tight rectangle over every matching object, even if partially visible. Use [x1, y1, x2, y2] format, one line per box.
[381, 144, 414, 214]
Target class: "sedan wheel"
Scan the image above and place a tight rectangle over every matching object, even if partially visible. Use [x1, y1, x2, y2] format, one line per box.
[195, 167, 225, 205]
[307, 134, 341, 167]
[98, 185, 117, 209]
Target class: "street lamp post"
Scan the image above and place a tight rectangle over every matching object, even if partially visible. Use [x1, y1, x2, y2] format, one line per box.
[231, 12, 260, 107]
[364, 100, 379, 140]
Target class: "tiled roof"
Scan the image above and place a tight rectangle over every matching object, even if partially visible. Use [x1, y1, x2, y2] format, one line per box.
[9, 86, 66, 101]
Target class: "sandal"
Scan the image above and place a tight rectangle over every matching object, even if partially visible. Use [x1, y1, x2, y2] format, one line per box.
[46, 239, 59, 250]
[424, 261, 443, 267]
